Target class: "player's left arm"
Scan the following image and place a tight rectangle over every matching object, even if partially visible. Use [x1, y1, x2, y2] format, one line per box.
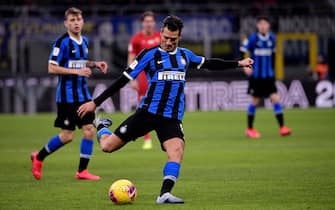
[186, 49, 253, 75]
[201, 58, 253, 75]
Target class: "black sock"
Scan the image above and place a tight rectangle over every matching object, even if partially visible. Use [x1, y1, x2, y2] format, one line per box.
[276, 113, 284, 127]
[36, 147, 49, 161]
[160, 179, 175, 196]
[78, 158, 90, 172]
[248, 115, 255, 129]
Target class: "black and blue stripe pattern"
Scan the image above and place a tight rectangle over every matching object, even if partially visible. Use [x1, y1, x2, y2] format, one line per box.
[125, 46, 204, 120]
[49, 33, 91, 103]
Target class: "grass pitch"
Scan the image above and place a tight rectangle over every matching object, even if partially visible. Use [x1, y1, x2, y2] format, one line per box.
[0, 108, 334, 210]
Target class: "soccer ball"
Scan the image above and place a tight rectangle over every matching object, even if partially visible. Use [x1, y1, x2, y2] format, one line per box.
[108, 179, 137, 204]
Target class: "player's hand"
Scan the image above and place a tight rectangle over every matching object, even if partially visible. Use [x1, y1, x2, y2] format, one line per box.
[129, 80, 139, 91]
[77, 67, 92, 77]
[238, 58, 254, 76]
[238, 58, 254, 67]
[95, 61, 108, 74]
[243, 66, 253, 76]
[77, 101, 96, 118]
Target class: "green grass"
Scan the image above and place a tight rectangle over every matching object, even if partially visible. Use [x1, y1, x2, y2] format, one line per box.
[0, 109, 335, 210]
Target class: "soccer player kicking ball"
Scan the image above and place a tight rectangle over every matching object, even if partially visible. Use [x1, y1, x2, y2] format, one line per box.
[240, 16, 292, 138]
[78, 15, 253, 204]
[31, 7, 108, 180]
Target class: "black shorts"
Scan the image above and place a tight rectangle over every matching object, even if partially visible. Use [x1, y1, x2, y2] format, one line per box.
[114, 109, 184, 149]
[247, 78, 277, 98]
[54, 102, 95, 131]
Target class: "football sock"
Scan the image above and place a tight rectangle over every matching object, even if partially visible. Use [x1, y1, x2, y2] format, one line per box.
[247, 104, 256, 129]
[160, 162, 180, 196]
[78, 138, 93, 172]
[97, 128, 112, 142]
[37, 135, 64, 161]
[273, 103, 284, 127]
[160, 179, 175, 196]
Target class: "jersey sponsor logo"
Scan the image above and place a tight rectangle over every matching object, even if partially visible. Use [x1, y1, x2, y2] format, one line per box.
[71, 50, 76, 53]
[158, 71, 185, 81]
[52, 47, 60, 56]
[147, 39, 156, 45]
[254, 48, 272, 56]
[68, 60, 88, 69]
[129, 60, 138, 70]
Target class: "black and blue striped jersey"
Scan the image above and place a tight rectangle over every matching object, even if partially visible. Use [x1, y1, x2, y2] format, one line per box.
[124, 46, 205, 121]
[240, 32, 276, 79]
[49, 33, 91, 103]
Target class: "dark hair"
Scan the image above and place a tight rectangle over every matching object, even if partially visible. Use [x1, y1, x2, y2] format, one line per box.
[141, 11, 156, 21]
[64, 7, 82, 20]
[256, 16, 270, 23]
[162, 15, 184, 35]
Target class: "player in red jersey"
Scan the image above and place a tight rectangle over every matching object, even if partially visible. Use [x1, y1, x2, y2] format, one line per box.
[127, 11, 161, 150]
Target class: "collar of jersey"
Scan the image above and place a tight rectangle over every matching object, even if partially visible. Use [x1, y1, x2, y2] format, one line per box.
[158, 47, 178, 55]
[69, 35, 83, 45]
[257, 33, 270, 41]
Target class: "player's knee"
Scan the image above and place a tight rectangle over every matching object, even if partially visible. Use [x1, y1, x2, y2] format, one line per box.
[270, 93, 280, 103]
[59, 131, 74, 143]
[174, 145, 184, 156]
[166, 141, 184, 161]
[82, 125, 95, 139]
[100, 135, 124, 153]
[100, 144, 113, 153]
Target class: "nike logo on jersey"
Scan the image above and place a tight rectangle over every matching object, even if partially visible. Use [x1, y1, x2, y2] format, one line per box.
[157, 60, 165, 64]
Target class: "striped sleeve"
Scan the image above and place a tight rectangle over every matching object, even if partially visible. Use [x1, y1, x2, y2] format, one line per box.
[182, 48, 205, 70]
[49, 34, 67, 66]
[124, 48, 153, 80]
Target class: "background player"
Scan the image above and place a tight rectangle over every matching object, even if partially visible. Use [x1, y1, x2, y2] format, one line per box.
[78, 15, 253, 204]
[127, 11, 161, 150]
[240, 16, 291, 138]
[31, 7, 108, 180]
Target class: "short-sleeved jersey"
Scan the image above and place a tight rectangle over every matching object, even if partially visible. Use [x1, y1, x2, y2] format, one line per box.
[124, 46, 205, 121]
[240, 32, 276, 79]
[128, 31, 161, 55]
[49, 33, 91, 104]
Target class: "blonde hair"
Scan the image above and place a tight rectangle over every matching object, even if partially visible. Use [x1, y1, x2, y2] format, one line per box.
[64, 7, 82, 20]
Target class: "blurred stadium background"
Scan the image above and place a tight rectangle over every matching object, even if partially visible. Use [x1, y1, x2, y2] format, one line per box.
[0, 0, 335, 113]
[1, 2, 335, 209]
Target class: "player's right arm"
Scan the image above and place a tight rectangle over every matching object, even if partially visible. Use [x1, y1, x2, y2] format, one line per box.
[77, 49, 151, 118]
[48, 37, 94, 77]
[48, 63, 92, 77]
